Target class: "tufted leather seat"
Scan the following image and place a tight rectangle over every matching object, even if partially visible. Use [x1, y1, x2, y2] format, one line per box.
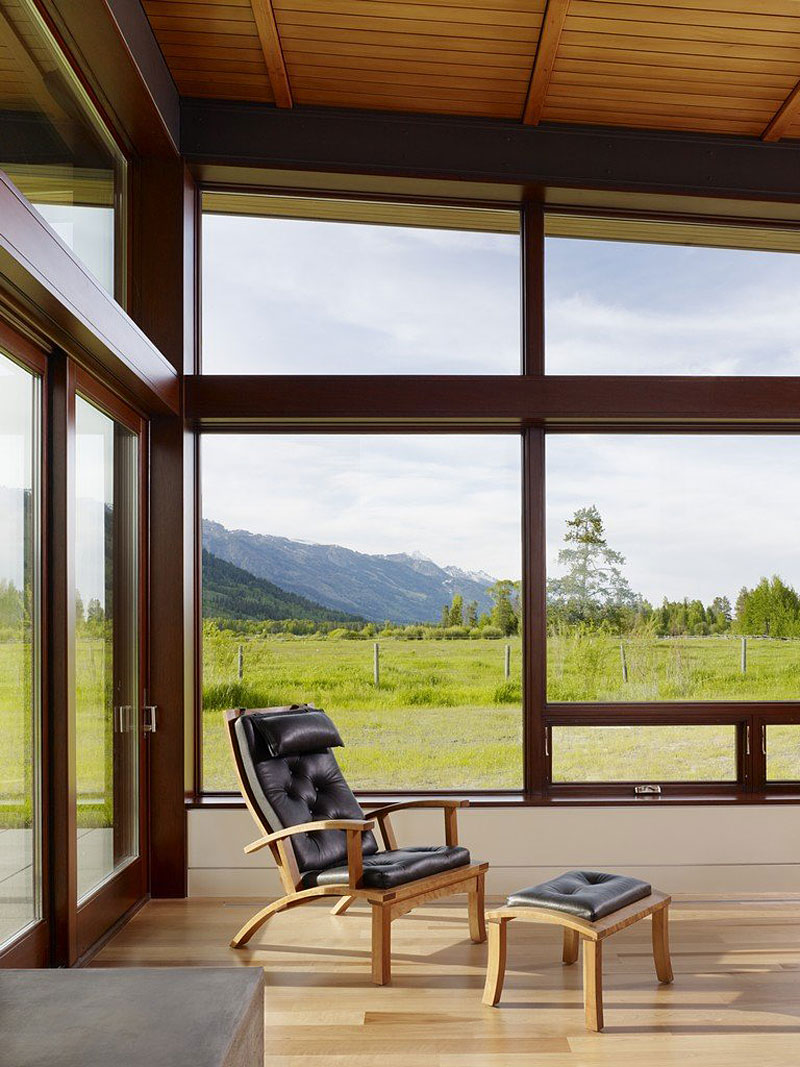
[233, 706, 471, 888]
[506, 870, 652, 922]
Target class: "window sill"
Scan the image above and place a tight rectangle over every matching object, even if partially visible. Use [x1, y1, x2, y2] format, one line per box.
[186, 790, 800, 809]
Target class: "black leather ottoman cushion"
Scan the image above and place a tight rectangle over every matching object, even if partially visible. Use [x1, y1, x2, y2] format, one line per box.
[303, 845, 471, 890]
[507, 870, 652, 922]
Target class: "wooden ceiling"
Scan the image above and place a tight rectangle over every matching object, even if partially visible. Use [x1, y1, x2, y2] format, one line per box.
[142, 0, 800, 141]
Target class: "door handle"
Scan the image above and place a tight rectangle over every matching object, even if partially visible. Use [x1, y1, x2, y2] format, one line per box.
[143, 705, 157, 733]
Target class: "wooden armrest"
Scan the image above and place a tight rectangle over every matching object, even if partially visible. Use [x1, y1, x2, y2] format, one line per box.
[364, 799, 469, 849]
[364, 799, 469, 820]
[244, 818, 375, 855]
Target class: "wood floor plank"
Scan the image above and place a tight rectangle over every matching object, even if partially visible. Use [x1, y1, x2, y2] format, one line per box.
[91, 896, 800, 1064]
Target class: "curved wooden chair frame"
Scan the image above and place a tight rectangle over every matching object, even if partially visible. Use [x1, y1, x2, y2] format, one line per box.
[225, 708, 488, 984]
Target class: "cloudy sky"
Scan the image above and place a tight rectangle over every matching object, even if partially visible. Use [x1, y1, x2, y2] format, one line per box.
[200, 215, 800, 605]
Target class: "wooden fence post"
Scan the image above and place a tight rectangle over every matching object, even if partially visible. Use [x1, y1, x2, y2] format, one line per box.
[504, 644, 511, 680]
[741, 636, 747, 674]
[374, 642, 380, 687]
[620, 642, 628, 683]
[237, 644, 243, 681]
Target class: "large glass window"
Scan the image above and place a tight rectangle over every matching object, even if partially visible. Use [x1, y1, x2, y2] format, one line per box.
[0, 349, 41, 948]
[201, 434, 522, 791]
[74, 396, 139, 901]
[0, 0, 125, 295]
[547, 435, 800, 703]
[545, 217, 800, 375]
[201, 194, 520, 374]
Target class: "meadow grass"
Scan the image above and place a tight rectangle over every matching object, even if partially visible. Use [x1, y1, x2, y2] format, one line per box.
[202, 630, 800, 790]
[2, 633, 799, 809]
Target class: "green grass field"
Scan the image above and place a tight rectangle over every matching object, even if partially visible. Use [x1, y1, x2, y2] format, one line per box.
[3, 633, 799, 813]
[202, 630, 800, 791]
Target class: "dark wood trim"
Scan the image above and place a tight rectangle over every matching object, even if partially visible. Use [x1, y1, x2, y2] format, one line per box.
[73, 364, 146, 433]
[75, 859, 145, 960]
[37, 0, 179, 157]
[48, 351, 77, 967]
[523, 429, 546, 798]
[0, 315, 49, 373]
[0, 922, 49, 968]
[523, 0, 570, 126]
[521, 204, 544, 376]
[0, 171, 179, 415]
[73, 894, 148, 968]
[181, 100, 800, 205]
[186, 375, 800, 426]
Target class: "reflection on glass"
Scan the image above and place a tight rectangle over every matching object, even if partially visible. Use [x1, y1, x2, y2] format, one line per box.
[546, 234, 800, 375]
[766, 725, 800, 782]
[202, 200, 520, 374]
[546, 435, 800, 703]
[0, 0, 123, 294]
[75, 397, 138, 901]
[551, 726, 737, 783]
[0, 350, 40, 947]
[201, 434, 522, 791]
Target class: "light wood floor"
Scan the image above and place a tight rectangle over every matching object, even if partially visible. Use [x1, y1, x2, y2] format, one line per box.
[92, 895, 800, 1066]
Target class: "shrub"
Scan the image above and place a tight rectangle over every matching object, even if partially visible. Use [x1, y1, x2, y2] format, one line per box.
[493, 681, 521, 704]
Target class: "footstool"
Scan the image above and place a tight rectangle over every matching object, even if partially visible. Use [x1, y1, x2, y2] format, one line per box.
[482, 870, 673, 1032]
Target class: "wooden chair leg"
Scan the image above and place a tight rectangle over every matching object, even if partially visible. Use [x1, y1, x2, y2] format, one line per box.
[331, 894, 355, 916]
[582, 937, 603, 1032]
[562, 927, 579, 965]
[468, 872, 487, 943]
[371, 903, 392, 985]
[652, 904, 674, 984]
[230, 894, 296, 949]
[482, 916, 511, 1006]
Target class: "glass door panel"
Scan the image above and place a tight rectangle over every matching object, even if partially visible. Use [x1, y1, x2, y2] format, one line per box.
[0, 350, 42, 949]
[74, 396, 139, 902]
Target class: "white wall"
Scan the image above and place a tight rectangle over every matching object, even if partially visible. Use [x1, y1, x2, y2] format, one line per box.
[188, 805, 799, 897]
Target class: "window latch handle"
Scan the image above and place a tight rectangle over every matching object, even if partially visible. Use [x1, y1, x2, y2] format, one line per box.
[143, 705, 157, 734]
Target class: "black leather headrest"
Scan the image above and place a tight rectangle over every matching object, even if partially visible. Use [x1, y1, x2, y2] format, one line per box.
[249, 708, 344, 757]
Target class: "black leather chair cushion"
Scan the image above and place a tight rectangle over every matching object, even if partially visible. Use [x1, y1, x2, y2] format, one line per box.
[506, 871, 652, 922]
[302, 845, 471, 890]
[233, 711, 379, 874]
[250, 708, 344, 757]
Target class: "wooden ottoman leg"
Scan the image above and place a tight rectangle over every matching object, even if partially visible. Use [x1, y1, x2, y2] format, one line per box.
[562, 927, 579, 965]
[652, 904, 674, 984]
[582, 938, 604, 1032]
[482, 916, 511, 1006]
[468, 872, 487, 944]
[331, 895, 355, 916]
[371, 903, 392, 986]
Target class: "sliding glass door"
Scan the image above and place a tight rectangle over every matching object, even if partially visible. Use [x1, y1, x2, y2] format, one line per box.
[73, 377, 146, 950]
[0, 340, 44, 963]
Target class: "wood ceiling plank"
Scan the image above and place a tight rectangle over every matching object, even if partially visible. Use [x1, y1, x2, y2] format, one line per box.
[152, 28, 265, 48]
[273, 11, 541, 43]
[550, 70, 789, 100]
[285, 64, 525, 91]
[762, 78, 800, 140]
[571, 1, 800, 35]
[555, 53, 798, 86]
[273, 0, 543, 29]
[560, 28, 800, 62]
[566, 14, 800, 48]
[542, 107, 761, 134]
[161, 42, 266, 61]
[276, 25, 536, 55]
[523, 0, 570, 124]
[545, 88, 773, 118]
[165, 55, 267, 73]
[250, 0, 292, 106]
[148, 15, 260, 35]
[292, 89, 520, 117]
[283, 49, 531, 77]
[281, 40, 533, 66]
[144, 1, 254, 20]
[557, 42, 800, 76]
[289, 75, 525, 102]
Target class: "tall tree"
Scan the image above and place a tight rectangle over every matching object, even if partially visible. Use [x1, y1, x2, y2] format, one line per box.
[488, 580, 520, 636]
[448, 593, 464, 627]
[547, 505, 637, 628]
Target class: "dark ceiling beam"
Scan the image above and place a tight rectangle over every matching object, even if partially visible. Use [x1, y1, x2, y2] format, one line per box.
[523, 0, 570, 126]
[181, 101, 800, 204]
[186, 375, 800, 426]
[0, 170, 179, 413]
[39, 0, 180, 156]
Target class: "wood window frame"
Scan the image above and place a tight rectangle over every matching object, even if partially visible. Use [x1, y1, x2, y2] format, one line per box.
[188, 193, 800, 808]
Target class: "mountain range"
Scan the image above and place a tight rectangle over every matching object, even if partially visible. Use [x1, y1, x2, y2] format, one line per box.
[202, 518, 497, 624]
